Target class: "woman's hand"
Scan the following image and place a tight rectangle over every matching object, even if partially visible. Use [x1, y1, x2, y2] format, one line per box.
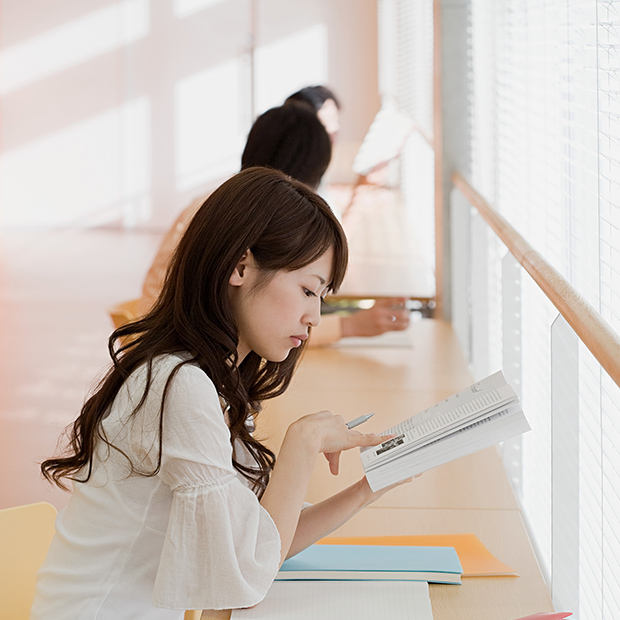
[359, 474, 416, 505]
[261, 410, 389, 563]
[288, 411, 388, 476]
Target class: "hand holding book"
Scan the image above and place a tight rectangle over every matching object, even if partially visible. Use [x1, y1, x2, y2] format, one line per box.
[361, 371, 530, 491]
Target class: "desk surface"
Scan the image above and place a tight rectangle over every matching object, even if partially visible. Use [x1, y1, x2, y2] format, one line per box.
[201, 319, 552, 619]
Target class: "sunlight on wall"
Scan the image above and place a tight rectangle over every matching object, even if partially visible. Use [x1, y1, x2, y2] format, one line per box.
[0, 7, 336, 228]
[255, 24, 328, 114]
[119, 99, 152, 227]
[174, 59, 246, 191]
[0, 0, 149, 96]
[0, 98, 151, 227]
[174, 24, 329, 194]
[173, 0, 229, 19]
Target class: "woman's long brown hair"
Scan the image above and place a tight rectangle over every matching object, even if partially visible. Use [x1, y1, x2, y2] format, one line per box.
[41, 167, 348, 496]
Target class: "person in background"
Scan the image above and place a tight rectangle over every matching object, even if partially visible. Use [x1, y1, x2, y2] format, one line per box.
[285, 85, 341, 144]
[33, 168, 407, 619]
[138, 103, 409, 345]
[284, 86, 411, 334]
[138, 103, 330, 316]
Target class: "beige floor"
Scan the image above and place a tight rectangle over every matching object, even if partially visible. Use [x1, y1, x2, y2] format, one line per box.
[0, 227, 161, 510]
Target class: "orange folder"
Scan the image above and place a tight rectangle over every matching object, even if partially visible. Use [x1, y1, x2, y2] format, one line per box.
[512, 614, 572, 619]
[318, 533, 517, 578]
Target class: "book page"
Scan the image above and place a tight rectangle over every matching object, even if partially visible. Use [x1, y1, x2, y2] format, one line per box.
[352, 105, 414, 176]
[231, 581, 432, 620]
[387, 371, 512, 435]
[361, 371, 516, 468]
[366, 402, 522, 471]
[365, 404, 530, 490]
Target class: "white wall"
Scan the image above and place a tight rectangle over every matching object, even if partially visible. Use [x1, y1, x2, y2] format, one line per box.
[0, 0, 380, 230]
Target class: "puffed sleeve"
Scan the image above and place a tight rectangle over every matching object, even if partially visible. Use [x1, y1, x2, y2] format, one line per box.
[150, 361, 281, 610]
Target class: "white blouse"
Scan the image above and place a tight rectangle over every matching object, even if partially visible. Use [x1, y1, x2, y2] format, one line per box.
[31, 355, 281, 620]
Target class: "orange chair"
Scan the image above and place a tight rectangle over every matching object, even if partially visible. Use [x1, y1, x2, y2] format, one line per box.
[107, 298, 142, 330]
[0, 502, 57, 620]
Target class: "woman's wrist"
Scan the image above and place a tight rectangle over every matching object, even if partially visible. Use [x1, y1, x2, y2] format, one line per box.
[352, 477, 376, 509]
[284, 417, 322, 459]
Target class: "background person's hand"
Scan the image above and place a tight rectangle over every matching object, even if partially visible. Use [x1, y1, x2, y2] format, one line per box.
[340, 297, 409, 338]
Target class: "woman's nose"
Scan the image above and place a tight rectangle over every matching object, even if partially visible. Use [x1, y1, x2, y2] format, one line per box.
[306, 300, 322, 328]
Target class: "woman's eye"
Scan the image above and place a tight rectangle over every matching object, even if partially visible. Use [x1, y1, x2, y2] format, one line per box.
[303, 288, 317, 298]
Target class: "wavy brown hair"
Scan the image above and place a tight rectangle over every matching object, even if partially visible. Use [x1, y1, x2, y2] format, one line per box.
[42, 167, 348, 495]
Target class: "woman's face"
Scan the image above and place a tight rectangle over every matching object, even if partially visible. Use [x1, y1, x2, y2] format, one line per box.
[229, 249, 334, 363]
[317, 98, 340, 143]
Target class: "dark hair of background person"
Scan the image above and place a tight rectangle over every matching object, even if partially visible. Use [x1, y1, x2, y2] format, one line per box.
[285, 85, 341, 112]
[241, 104, 332, 190]
[41, 167, 349, 496]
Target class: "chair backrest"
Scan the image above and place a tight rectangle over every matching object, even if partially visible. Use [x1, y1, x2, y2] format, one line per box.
[0, 502, 57, 620]
[108, 298, 142, 330]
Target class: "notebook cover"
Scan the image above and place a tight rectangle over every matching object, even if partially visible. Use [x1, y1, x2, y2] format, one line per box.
[278, 544, 462, 583]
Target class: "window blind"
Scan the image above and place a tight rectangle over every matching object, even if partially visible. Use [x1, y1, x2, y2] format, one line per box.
[382, 0, 620, 616]
[378, 0, 435, 271]
[466, 1, 620, 616]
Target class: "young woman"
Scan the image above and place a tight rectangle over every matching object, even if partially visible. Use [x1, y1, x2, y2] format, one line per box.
[32, 167, 398, 619]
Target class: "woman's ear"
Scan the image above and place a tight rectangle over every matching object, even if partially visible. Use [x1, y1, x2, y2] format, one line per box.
[229, 249, 255, 287]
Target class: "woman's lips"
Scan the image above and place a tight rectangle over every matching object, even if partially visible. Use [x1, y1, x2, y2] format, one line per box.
[290, 334, 308, 347]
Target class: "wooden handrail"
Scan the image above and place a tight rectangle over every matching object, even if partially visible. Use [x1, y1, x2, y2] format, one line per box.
[452, 171, 620, 387]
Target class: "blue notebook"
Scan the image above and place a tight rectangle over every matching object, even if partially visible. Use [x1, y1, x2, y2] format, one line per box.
[276, 544, 462, 584]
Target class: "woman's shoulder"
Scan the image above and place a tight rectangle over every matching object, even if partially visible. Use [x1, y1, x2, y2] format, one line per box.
[149, 356, 232, 453]
[150, 352, 199, 374]
[150, 353, 217, 394]
[122, 354, 226, 434]
[122, 353, 218, 408]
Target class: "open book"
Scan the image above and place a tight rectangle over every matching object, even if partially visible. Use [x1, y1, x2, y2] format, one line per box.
[361, 371, 530, 491]
[352, 104, 414, 176]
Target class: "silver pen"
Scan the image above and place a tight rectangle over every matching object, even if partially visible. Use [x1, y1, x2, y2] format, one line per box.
[345, 412, 375, 429]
